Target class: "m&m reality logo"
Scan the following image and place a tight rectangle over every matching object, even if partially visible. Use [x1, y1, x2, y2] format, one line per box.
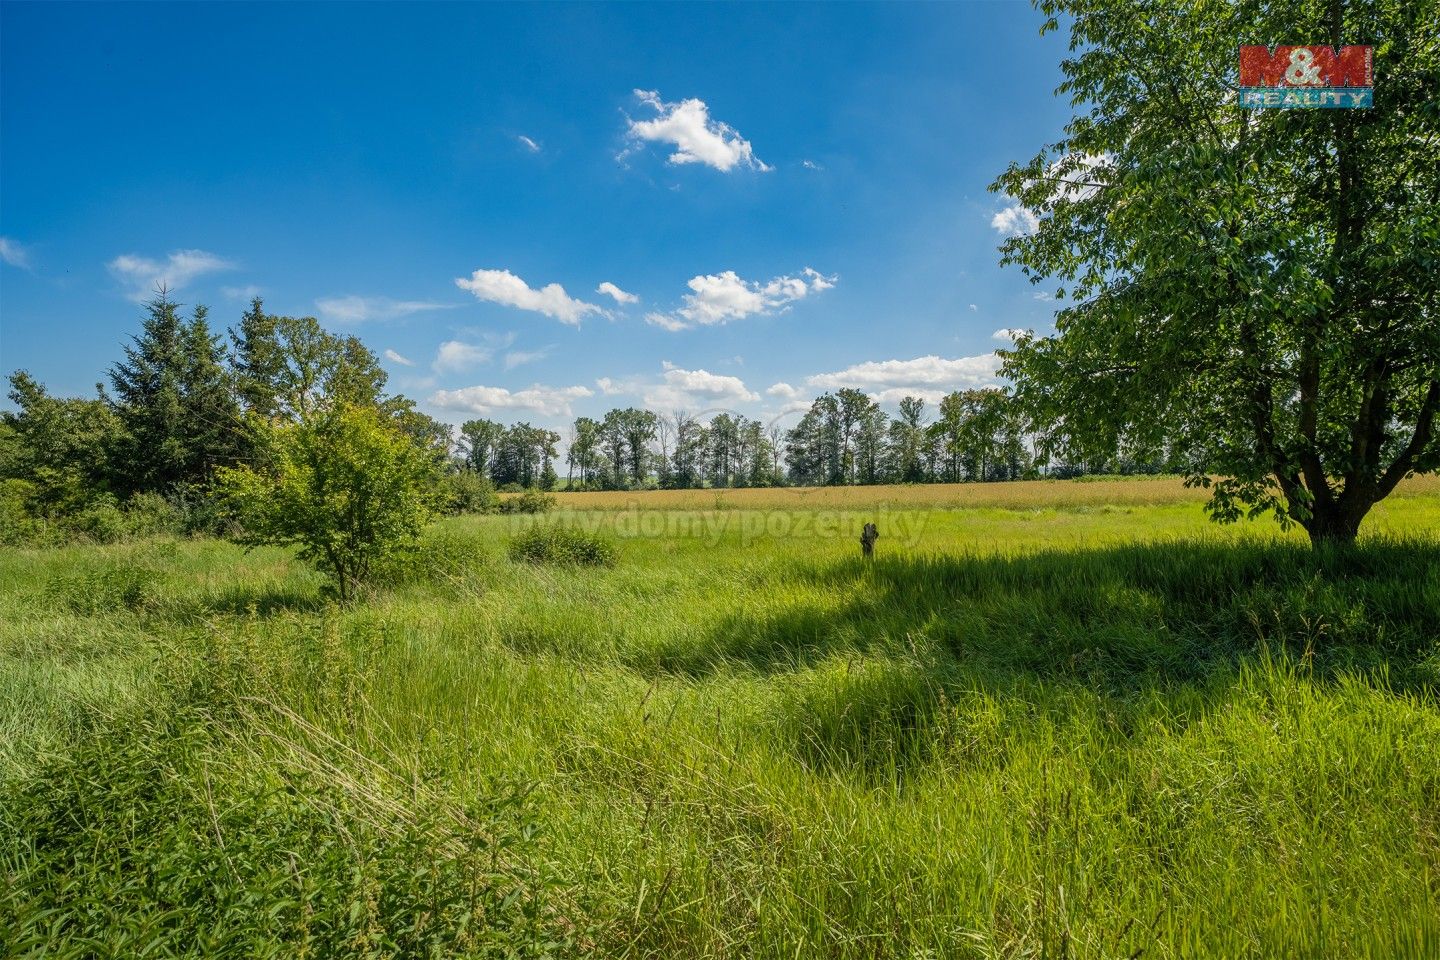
[1239, 45, 1373, 108]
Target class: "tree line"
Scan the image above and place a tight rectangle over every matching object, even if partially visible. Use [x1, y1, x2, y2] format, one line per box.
[458, 388, 1170, 492]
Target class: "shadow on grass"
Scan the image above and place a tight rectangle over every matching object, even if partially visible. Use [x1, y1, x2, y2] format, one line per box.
[192, 582, 331, 618]
[645, 538, 1440, 782]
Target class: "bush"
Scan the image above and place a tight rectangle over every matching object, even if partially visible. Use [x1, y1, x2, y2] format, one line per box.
[508, 525, 617, 566]
[63, 493, 130, 544]
[498, 490, 557, 515]
[0, 478, 44, 546]
[442, 470, 498, 515]
[216, 404, 442, 602]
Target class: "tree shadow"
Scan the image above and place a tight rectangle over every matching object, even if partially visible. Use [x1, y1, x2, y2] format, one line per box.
[661, 538, 1440, 783]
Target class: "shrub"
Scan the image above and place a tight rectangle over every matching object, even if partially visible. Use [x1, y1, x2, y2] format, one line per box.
[498, 490, 557, 515]
[442, 470, 498, 515]
[215, 404, 442, 602]
[508, 525, 617, 566]
[124, 491, 183, 537]
[63, 493, 130, 544]
[373, 529, 490, 586]
[0, 478, 43, 546]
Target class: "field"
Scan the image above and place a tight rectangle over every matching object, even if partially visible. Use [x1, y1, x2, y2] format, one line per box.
[4, 477, 1440, 957]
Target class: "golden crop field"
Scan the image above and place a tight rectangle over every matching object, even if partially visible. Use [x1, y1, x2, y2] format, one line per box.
[524, 472, 1440, 512]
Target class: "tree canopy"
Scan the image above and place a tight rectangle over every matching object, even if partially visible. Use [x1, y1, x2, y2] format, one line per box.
[994, 0, 1439, 544]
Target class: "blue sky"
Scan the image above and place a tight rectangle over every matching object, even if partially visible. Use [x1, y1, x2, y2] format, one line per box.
[0, 1, 1070, 433]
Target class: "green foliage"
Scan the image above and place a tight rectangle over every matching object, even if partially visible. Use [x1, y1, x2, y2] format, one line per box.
[498, 490, 558, 515]
[507, 524, 617, 566]
[216, 404, 441, 601]
[442, 469, 499, 515]
[108, 296, 241, 495]
[3, 371, 118, 515]
[994, 0, 1440, 544]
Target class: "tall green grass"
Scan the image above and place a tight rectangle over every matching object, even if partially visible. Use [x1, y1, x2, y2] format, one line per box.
[3, 491, 1439, 957]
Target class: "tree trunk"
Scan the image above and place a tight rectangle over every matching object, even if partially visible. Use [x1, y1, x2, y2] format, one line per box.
[1304, 499, 1366, 547]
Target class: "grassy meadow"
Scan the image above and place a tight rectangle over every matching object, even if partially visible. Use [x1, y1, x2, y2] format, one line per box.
[4, 477, 1440, 957]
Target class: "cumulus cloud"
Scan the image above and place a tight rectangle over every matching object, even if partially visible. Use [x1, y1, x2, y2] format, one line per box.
[802, 159, 822, 171]
[108, 249, 234, 301]
[805, 354, 1003, 404]
[596, 281, 639, 304]
[0, 237, 32, 270]
[455, 268, 602, 325]
[315, 295, 453, 323]
[432, 340, 493, 373]
[383, 349, 416, 367]
[429, 384, 593, 418]
[596, 361, 758, 411]
[647, 267, 837, 331]
[517, 134, 541, 152]
[623, 89, 771, 173]
[990, 204, 1040, 236]
[992, 328, 1026, 343]
[504, 347, 551, 371]
[766, 381, 803, 400]
[969, 303, 978, 311]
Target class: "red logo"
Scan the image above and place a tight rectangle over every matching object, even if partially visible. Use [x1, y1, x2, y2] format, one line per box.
[1239, 46, 1373, 87]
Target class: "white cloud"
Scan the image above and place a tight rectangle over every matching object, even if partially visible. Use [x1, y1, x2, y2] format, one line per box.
[383, 349, 416, 367]
[623, 89, 771, 173]
[455, 268, 602, 325]
[315, 295, 452, 323]
[595, 361, 758, 411]
[517, 134, 541, 152]
[596, 281, 639, 305]
[644, 311, 691, 332]
[432, 340, 493, 373]
[990, 204, 1040, 236]
[802, 159, 822, 171]
[992, 328, 1026, 343]
[0, 237, 32, 270]
[806, 354, 1003, 402]
[648, 267, 837, 331]
[504, 347, 551, 371]
[222, 285, 263, 301]
[766, 381, 803, 399]
[969, 303, 978, 312]
[107, 249, 234, 301]
[1033, 291, 1054, 302]
[429, 383, 593, 418]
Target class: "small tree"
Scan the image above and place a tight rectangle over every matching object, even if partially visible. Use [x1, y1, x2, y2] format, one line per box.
[217, 404, 440, 601]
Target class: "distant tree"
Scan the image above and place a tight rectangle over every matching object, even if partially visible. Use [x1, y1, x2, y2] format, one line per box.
[109, 293, 240, 494]
[2, 372, 118, 515]
[229, 297, 285, 419]
[620, 408, 658, 484]
[228, 305, 388, 421]
[599, 410, 628, 488]
[667, 413, 705, 489]
[460, 418, 504, 475]
[887, 396, 928, 483]
[567, 416, 602, 489]
[216, 403, 440, 602]
[995, 0, 1440, 544]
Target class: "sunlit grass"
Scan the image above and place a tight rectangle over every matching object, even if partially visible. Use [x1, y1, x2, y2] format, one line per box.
[4, 478, 1440, 957]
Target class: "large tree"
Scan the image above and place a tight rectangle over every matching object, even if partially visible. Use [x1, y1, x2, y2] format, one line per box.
[994, 0, 1439, 544]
